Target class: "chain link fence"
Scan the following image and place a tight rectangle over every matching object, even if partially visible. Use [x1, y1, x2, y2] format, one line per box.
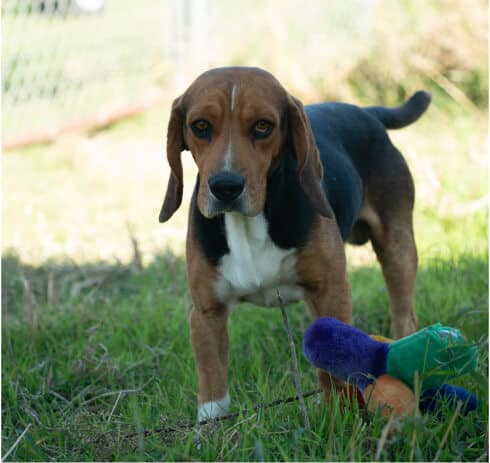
[3, 0, 378, 150]
[2, 0, 199, 148]
[2, 0, 380, 150]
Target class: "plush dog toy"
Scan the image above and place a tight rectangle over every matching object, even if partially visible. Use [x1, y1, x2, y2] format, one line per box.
[303, 318, 479, 417]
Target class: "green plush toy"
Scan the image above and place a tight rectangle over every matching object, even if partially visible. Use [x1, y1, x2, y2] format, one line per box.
[303, 318, 479, 416]
[385, 323, 478, 390]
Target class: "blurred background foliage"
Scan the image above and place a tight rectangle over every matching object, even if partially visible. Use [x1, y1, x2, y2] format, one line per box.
[2, 0, 488, 264]
[207, 0, 488, 110]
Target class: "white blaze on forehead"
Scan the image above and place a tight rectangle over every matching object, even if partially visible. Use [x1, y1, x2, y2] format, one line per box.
[223, 85, 238, 170]
[231, 84, 238, 113]
[223, 136, 233, 170]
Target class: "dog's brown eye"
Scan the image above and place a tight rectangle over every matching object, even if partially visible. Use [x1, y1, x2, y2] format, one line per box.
[191, 119, 211, 139]
[252, 120, 274, 138]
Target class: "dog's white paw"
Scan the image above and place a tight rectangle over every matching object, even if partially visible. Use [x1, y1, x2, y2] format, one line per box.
[197, 392, 231, 422]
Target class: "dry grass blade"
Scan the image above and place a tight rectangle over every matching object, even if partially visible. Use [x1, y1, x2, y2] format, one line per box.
[47, 269, 56, 306]
[276, 289, 311, 431]
[2, 423, 32, 462]
[375, 410, 396, 460]
[409, 371, 421, 461]
[433, 401, 463, 462]
[349, 416, 366, 461]
[22, 277, 38, 333]
[325, 401, 336, 460]
[108, 391, 124, 423]
[70, 276, 106, 297]
[409, 421, 418, 462]
[127, 225, 143, 271]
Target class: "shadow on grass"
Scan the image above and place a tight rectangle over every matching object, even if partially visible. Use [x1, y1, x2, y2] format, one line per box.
[2, 250, 188, 323]
[1, 250, 488, 461]
[3, 249, 487, 338]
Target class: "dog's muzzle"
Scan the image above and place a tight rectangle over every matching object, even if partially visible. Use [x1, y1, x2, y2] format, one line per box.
[207, 171, 247, 215]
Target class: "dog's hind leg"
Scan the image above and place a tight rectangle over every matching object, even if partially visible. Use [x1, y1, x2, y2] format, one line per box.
[361, 147, 419, 339]
[371, 218, 418, 339]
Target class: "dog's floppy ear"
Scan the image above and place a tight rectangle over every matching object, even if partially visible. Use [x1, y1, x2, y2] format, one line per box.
[287, 94, 334, 218]
[159, 95, 186, 223]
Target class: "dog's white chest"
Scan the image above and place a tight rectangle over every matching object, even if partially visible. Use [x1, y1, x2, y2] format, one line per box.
[214, 213, 304, 307]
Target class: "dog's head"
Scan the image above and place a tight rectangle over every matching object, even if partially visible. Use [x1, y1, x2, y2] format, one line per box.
[159, 67, 332, 222]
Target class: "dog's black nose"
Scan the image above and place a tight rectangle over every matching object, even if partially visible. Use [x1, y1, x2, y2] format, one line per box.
[208, 171, 245, 202]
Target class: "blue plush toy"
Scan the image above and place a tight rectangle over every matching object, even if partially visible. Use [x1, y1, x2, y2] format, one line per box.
[303, 317, 479, 417]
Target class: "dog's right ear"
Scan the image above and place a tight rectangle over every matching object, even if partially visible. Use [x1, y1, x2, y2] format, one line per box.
[159, 95, 186, 223]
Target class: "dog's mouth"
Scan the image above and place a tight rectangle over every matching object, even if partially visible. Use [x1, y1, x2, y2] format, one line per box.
[202, 169, 255, 218]
[206, 190, 250, 218]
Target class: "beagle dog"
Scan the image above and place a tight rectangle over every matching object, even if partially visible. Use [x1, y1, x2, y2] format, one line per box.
[159, 67, 430, 421]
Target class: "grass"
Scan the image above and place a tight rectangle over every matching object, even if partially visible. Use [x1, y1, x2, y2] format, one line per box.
[2, 41, 488, 462]
[2, 251, 488, 460]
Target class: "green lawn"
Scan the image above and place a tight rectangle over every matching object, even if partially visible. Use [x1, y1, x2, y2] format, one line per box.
[2, 101, 488, 460]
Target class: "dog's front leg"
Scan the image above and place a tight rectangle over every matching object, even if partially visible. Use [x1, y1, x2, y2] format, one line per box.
[298, 221, 353, 402]
[305, 280, 353, 403]
[190, 304, 230, 421]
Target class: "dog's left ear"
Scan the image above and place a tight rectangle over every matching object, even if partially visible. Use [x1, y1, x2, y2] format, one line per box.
[159, 95, 186, 223]
[287, 94, 334, 219]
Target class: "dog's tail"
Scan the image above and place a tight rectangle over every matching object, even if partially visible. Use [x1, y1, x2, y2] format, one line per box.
[365, 91, 431, 129]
